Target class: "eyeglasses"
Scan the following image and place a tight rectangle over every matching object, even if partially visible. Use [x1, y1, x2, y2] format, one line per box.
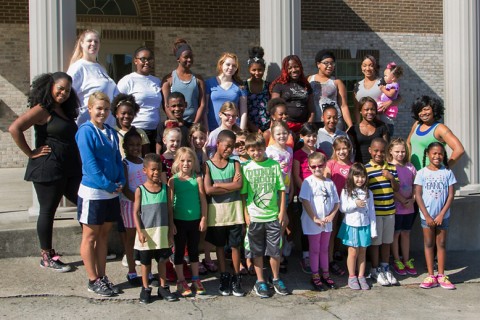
[136, 57, 154, 63]
[221, 112, 237, 119]
[235, 141, 245, 148]
[321, 61, 335, 67]
[309, 164, 326, 169]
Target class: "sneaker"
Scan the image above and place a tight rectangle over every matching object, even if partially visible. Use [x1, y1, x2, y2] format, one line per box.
[101, 276, 122, 294]
[40, 250, 71, 273]
[420, 275, 439, 289]
[139, 287, 152, 304]
[358, 276, 370, 290]
[121, 255, 128, 267]
[383, 266, 398, 286]
[183, 261, 192, 280]
[254, 281, 270, 298]
[148, 273, 160, 287]
[177, 280, 193, 297]
[329, 261, 346, 276]
[300, 257, 312, 274]
[218, 272, 232, 296]
[404, 259, 417, 275]
[166, 261, 176, 282]
[106, 252, 116, 260]
[437, 274, 456, 290]
[126, 273, 141, 287]
[158, 286, 179, 301]
[321, 275, 337, 289]
[371, 267, 390, 286]
[272, 278, 289, 296]
[311, 273, 326, 291]
[231, 274, 246, 297]
[88, 278, 114, 297]
[393, 260, 407, 276]
[348, 276, 360, 290]
[192, 279, 207, 295]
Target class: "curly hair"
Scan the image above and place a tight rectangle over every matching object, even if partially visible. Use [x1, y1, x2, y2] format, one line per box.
[411, 95, 444, 123]
[270, 55, 311, 92]
[28, 72, 79, 120]
[111, 93, 140, 117]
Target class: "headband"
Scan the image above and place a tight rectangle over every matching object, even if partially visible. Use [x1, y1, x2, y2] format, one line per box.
[175, 44, 192, 59]
[247, 57, 265, 66]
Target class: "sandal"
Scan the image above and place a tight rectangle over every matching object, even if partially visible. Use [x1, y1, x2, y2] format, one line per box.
[202, 259, 218, 272]
[329, 261, 345, 276]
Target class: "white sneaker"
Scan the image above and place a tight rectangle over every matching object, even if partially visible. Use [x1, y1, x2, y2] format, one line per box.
[384, 267, 398, 286]
[373, 267, 390, 286]
[122, 255, 128, 267]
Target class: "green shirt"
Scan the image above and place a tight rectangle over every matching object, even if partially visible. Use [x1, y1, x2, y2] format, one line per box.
[172, 173, 201, 221]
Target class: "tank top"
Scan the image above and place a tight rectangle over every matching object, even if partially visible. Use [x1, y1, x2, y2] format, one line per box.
[122, 158, 146, 193]
[172, 173, 201, 220]
[171, 70, 199, 124]
[410, 122, 442, 170]
[24, 111, 82, 182]
[309, 76, 341, 122]
[134, 184, 169, 250]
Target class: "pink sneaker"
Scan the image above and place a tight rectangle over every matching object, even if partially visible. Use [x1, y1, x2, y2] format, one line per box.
[404, 259, 417, 275]
[437, 274, 456, 290]
[393, 260, 407, 276]
[419, 275, 438, 289]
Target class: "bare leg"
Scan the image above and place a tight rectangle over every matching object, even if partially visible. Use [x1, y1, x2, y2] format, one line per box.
[125, 228, 137, 274]
[422, 227, 436, 275]
[392, 231, 401, 261]
[369, 245, 380, 268]
[141, 264, 151, 288]
[347, 246, 358, 277]
[270, 256, 281, 280]
[400, 231, 411, 261]
[380, 243, 391, 265]
[231, 246, 241, 274]
[436, 229, 447, 275]
[95, 222, 112, 277]
[158, 261, 167, 287]
[357, 247, 367, 277]
[253, 256, 264, 282]
[80, 224, 101, 281]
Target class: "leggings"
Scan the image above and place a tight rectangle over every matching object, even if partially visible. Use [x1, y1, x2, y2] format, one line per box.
[173, 219, 200, 265]
[33, 176, 81, 250]
[308, 231, 331, 274]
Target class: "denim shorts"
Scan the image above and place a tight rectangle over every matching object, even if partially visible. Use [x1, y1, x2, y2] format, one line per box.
[421, 217, 449, 230]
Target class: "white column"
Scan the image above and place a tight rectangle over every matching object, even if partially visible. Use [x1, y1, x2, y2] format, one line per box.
[28, 0, 76, 219]
[260, 0, 302, 82]
[443, 0, 480, 194]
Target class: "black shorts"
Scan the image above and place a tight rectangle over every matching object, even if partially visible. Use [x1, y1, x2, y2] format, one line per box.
[136, 248, 173, 266]
[205, 224, 243, 248]
[394, 213, 416, 231]
[77, 197, 120, 225]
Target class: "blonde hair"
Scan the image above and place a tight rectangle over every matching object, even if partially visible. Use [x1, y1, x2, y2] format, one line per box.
[331, 136, 353, 161]
[88, 91, 110, 107]
[386, 137, 409, 164]
[308, 151, 327, 165]
[216, 52, 242, 84]
[219, 101, 238, 115]
[163, 126, 182, 139]
[69, 29, 100, 65]
[172, 147, 198, 175]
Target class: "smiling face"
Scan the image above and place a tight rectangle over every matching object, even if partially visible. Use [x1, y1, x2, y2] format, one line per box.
[51, 78, 71, 105]
[167, 97, 186, 120]
[219, 109, 238, 128]
[334, 142, 350, 162]
[134, 49, 154, 76]
[234, 135, 247, 156]
[361, 58, 376, 79]
[317, 58, 335, 77]
[301, 133, 317, 149]
[323, 108, 338, 133]
[249, 62, 265, 80]
[271, 105, 288, 122]
[427, 145, 445, 168]
[81, 32, 100, 58]
[368, 141, 387, 165]
[191, 131, 207, 150]
[88, 99, 110, 128]
[353, 174, 367, 188]
[417, 106, 434, 124]
[115, 104, 135, 130]
[221, 57, 238, 77]
[217, 137, 235, 159]
[143, 161, 161, 183]
[308, 158, 326, 179]
[272, 125, 288, 147]
[287, 59, 301, 80]
[163, 130, 181, 154]
[360, 101, 377, 122]
[124, 135, 142, 158]
[247, 146, 266, 162]
[178, 50, 193, 69]
[383, 68, 395, 84]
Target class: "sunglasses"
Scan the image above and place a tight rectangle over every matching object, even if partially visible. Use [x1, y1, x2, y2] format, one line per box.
[309, 164, 326, 169]
[235, 141, 245, 148]
[136, 57, 154, 63]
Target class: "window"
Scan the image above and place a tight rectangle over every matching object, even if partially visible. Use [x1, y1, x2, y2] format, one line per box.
[105, 54, 133, 83]
[77, 0, 137, 16]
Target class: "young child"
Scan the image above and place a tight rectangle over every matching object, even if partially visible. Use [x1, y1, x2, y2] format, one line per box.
[160, 127, 182, 182]
[378, 62, 403, 136]
[120, 130, 146, 286]
[204, 130, 245, 296]
[112, 93, 150, 157]
[189, 123, 209, 175]
[299, 152, 340, 291]
[338, 163, 377, 290]
[324, 136, 353, 276]
[266, 120, 293, 272]
[134, 153, 179, 304]
[415, 142, 456, 290]
[241, 133, 289, 298]
[76, 92, 126, 297]
[168, 147, 208, 297]
[156, 92, 190, 153]
[316, 105, 349, 159]
[387, 138, 417, 276]
[232, 130, 251, 165]
[206, 101, 240, 158]
[263, 98, 294, 149]
[365, 138, 399, 286]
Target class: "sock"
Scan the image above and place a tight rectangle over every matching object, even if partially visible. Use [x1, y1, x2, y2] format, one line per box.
[191, 275, 199, 281]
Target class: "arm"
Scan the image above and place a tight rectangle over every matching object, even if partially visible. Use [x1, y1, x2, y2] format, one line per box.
[194, 77, 206, 124]
[206, 161, 243, 195]
[241, 194, 250, 226]
[167, 178, 177, 237]
[292, 159, 303, 191]
[406, 121, 418, 160]
[301, 198, 323, 226]
[197, 176, 208, 232]
[323, 203, 340, 224]
[238, 95, 248, 130]
[379, 85, 397, 99]
[335, 79, 353, 128]
[161, 74, 174, 118]
[8, 105, 51, 159]
[435, 124, 465, 168]
[121, 163, 135, 201]
[307, 92, 315, 123]
[277, 190, 288, 228]
[382, 169, 399, 192]
[133, 187, 147, 244]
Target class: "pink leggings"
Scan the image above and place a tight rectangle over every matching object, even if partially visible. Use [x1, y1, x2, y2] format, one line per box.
[308, 232, 331, 274]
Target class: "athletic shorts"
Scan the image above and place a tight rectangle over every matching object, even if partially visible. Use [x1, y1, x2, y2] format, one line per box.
[206, 224, 243, 248]
[136, 248, 173, 265]
[394, 213, 415, 231]
[77, 196, 120, 225]
[247, 220, 281, 258]
[371, 214, 395, 246]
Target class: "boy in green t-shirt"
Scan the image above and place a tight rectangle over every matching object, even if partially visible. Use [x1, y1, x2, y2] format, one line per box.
[241, 133, 289, 298]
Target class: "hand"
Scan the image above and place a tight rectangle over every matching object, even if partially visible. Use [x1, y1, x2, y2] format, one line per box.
[313, 217, 324, 227]
[199, 216, 207, 232]
[138, 231, 147, 245]
[425, 216, 435, 227]
[382, 169, 393, 180]
[233, 173, 242, 182]
[355, 199, 367, 208]
[323, 215, 333, 224]
[114, 183, 123, 194]
[434, 215, 444, 226]
[30, 145, 51, 159]
[278, 212, 289, 229]
[169, 223, 177, 236]
[245, 214, 251, 226]
[403, 198, 414, 207]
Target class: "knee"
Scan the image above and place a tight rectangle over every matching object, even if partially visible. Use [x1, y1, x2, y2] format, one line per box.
[424, 239, 435, 249]
[437, 238, 447, 249]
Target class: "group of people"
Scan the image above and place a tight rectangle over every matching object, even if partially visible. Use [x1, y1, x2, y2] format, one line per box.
[9, 29, 465, 303]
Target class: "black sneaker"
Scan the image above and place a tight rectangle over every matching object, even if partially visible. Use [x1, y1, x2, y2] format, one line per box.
[231, 274, 245, 297]
[158, 286, 179, 302]
[272, 278, 289, 296]
[126, 273, 142, 287]
[88, 278, 114, 297]
[254, 281, 270, 298]
[101, 276, 122, 294]
[139, 287, 152, 304]
[40, 250, 71, 273]
[219, 272, 231, 296]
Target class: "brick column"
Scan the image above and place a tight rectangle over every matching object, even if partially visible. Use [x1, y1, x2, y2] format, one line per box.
[443, 0, 480, 194]
[28, 0, 76, 219]
[260, 0, 301, 82]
